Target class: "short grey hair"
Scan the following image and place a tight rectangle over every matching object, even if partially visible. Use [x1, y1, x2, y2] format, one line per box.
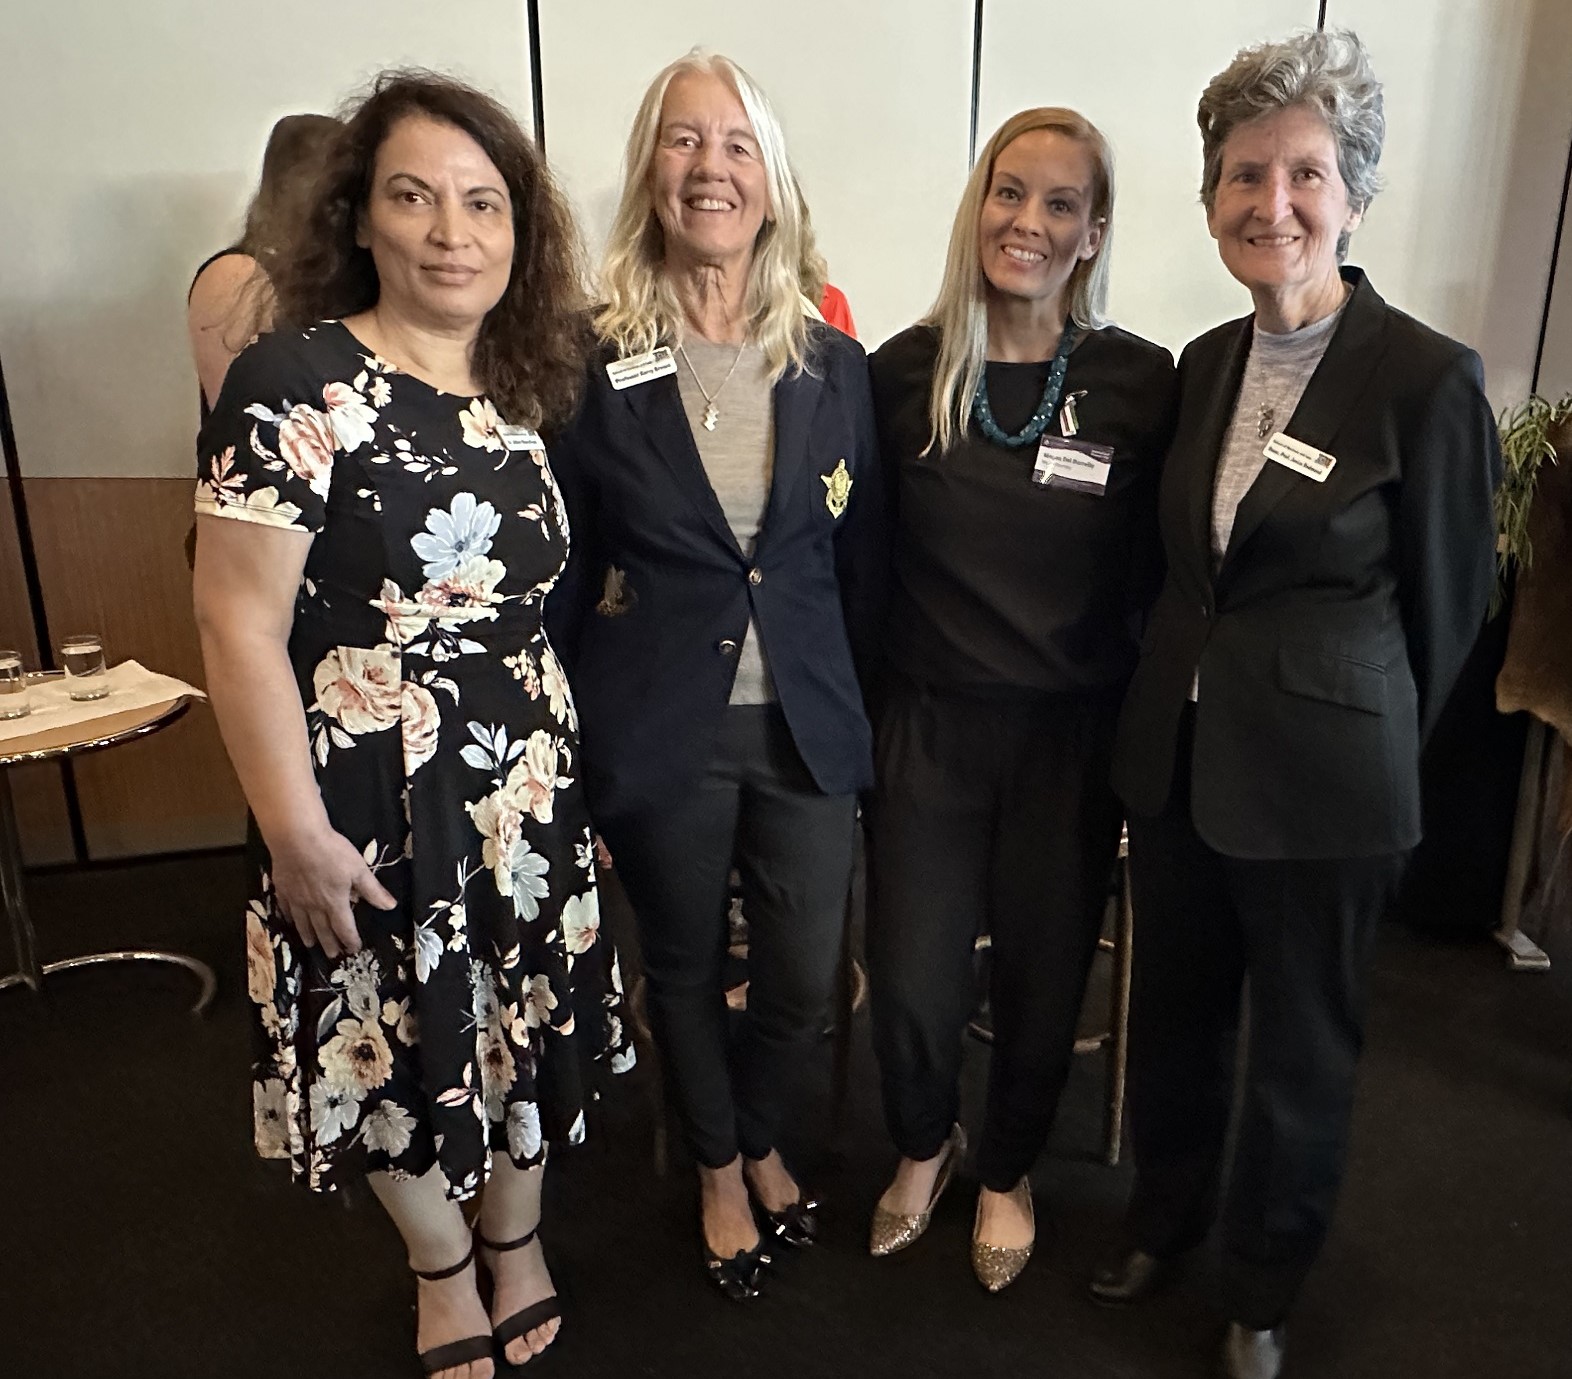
[1198, 28, 1384, 258]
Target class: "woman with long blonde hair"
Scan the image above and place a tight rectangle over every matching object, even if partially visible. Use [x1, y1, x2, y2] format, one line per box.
[546, 50, 885, 1301]
[863, 107, 1175, 1291]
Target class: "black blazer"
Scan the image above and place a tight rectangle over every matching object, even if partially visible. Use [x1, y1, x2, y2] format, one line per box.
[1112, 268, 1501, 860]
[546, 321, 885, 821]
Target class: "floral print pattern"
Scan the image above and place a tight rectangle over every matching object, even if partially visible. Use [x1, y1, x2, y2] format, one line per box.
[195, 320, 631, 1198]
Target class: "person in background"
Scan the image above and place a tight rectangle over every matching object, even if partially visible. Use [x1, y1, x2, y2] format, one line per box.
[193, 71, 630, 1379]
[187, 113, 342, 414]
[185, 114, 341, 568]
[547, 48, 884, 1302]
[791, 184, 856, 338]
[864, 107, 1175, 1292]
[1090, 31, 1501, 1379]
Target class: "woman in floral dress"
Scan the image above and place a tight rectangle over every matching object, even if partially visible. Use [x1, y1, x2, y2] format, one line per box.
[193, 73, 629, 1379]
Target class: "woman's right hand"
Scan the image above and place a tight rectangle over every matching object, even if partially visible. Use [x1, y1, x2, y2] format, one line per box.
[268, 827, 398, 960]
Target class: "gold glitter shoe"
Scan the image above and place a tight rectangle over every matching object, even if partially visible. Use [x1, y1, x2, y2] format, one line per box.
[970, 1177, 1034, 1293]
[869, 1124, 967, 1257]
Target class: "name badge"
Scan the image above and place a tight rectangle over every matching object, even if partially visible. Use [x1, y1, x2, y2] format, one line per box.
[1033, 437, 1114, 495]
[1263, 431, 1335, 483]
[495, 424, 545, 453]
[605, 346, 678, 391]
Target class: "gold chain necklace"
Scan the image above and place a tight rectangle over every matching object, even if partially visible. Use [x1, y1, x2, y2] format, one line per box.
[677, 341, 747, 431]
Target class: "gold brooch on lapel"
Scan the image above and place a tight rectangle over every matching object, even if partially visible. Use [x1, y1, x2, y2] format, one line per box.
[596, 565, 637, 617]
[822, 459, 852, 518]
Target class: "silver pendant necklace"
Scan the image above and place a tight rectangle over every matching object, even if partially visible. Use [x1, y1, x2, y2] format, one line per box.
[678, 340, 747, 431]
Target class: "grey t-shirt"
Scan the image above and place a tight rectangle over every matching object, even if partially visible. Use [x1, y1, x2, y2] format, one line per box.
[1192, 298, 1345, 702]
[675, 338, 777, 705]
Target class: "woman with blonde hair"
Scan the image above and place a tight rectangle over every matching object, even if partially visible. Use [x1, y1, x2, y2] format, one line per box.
[547, 48, 885, 1301]
[864, 106, 1175, 1290]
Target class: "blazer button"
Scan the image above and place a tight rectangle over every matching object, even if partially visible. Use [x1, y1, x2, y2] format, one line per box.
[748, 567, 763, 586]
[718, 639, 739, 657]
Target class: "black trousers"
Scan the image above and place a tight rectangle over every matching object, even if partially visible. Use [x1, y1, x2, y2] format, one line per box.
[598, 705, 858, 1168]
[1125, 708, 1408, 1329]
[866, 679, 1124, 1191]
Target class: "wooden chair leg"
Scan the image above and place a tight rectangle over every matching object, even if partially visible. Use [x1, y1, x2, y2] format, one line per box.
[628, 973, 670, 1176]
[829, 884, 858, 1146]
[1104, 840, 1134, 1167]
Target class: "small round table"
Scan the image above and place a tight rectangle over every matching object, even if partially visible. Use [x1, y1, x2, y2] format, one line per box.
[0, 680, 217, 1014]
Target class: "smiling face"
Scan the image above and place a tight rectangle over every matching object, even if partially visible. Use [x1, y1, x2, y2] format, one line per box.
[977, 128, 1104, 319]
[356, 113, 515, 333]
[650, 69, 770, 275]
[1207, 103, 1362, 323]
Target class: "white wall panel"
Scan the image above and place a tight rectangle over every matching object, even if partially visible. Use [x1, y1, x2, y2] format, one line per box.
[977, 0, 1317, 357]
[1325, 0, 1572, 408]
[537, 0, 975, 354]
[0, 1, 532, 479]
[1535, 197, 1572, 403]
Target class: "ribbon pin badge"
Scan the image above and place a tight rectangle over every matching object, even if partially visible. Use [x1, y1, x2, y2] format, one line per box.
[822, 459, 853, 518]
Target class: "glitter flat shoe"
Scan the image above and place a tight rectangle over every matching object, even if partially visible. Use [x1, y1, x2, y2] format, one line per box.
[869, 1123, 967, 1257]
[970, 1177, 1034, 1293]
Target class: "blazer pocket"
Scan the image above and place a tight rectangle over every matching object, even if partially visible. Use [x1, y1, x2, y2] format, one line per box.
[1276, 645, 1386, 715]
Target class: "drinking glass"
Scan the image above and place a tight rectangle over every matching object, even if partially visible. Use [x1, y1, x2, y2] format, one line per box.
[0, 650, 28, 719]
[60, 634, 109, 701]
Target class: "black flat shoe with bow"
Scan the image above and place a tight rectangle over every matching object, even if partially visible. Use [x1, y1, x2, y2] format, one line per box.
[702, 1238, 771, 1301]
[750, 1190, 820, 1248]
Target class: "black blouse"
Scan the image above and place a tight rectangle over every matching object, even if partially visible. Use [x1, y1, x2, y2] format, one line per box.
[869, 323, 1177, 696]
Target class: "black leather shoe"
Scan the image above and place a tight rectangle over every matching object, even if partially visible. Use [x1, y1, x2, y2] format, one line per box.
[1221, 1323, 1285, 1379]
[753, 1194, 820, 1248]
[1087, 1248, 1172, 1307]
[702, 1239, 771, 1302]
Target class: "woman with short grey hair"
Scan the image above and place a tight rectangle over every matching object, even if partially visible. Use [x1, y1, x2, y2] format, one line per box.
[1091, 30, 1500, 1379]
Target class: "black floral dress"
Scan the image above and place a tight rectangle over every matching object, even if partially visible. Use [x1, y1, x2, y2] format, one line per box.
[196, 320, 632, 1198]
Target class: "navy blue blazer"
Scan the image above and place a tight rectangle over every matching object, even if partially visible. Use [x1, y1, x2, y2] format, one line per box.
[1112, 268, 1502, 859]
[546, 321, 886, 821]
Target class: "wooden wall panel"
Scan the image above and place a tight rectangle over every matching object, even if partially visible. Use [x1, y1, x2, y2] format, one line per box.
[0, 483, 74, 864]
[23, 477, 245, 858]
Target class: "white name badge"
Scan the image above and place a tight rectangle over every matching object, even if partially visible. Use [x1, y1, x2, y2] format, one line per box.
[605, 346, 678, 391]
[1033, 437, 1114, 495]
[1264, 431, 1336, 483]
[495, 424, 545, 453]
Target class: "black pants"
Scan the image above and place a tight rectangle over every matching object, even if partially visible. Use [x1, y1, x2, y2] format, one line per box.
[1124, 709, 1408, 1329]
[866, 680, 1124, 1191]
[598, 705, 858, 1168]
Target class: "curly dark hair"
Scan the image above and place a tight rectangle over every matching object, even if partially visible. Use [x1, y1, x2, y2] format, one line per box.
[269, 69, 589, 428]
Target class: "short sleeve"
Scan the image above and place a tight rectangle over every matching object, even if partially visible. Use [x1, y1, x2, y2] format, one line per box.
[194, 331, 337, 534]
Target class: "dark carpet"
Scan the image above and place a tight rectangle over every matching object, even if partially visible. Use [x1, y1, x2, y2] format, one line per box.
[2, 851, 1570, 1379]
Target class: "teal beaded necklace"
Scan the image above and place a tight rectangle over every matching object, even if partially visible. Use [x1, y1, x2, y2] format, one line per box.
[971, 320, 1078, 449]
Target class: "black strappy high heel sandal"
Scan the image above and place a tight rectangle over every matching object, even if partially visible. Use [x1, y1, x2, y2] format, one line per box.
[412, 1246, 494, 1377]
[477, 1226, 562, 1366]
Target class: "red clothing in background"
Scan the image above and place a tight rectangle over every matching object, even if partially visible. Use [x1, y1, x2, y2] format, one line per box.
[820, 283, 857, 340]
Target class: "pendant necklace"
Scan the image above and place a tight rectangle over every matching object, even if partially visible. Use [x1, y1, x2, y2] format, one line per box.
[678, 340, 748, 431]
[971, 320, 1079, 449]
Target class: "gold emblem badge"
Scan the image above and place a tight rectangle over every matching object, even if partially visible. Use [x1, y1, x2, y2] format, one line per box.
[822, 459, 852, 518]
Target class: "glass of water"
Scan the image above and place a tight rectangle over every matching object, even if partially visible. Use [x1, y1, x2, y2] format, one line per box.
[60, 634, 109, 701]
[0, 650, 28, 719]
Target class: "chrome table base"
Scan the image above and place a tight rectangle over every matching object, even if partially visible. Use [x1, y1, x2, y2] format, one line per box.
[0, 766, 216, 1016]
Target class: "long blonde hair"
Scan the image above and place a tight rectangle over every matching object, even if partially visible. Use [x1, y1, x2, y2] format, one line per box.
[923, 108, 1116, 454]
[595, 49, 816, 380]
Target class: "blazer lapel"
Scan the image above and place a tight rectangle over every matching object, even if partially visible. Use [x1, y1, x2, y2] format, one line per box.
[1176, 319, 1252, 591]
[758, 361, 826, 543]
[619, 368, 743, 556]
[1221, 268, 1389, 569]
